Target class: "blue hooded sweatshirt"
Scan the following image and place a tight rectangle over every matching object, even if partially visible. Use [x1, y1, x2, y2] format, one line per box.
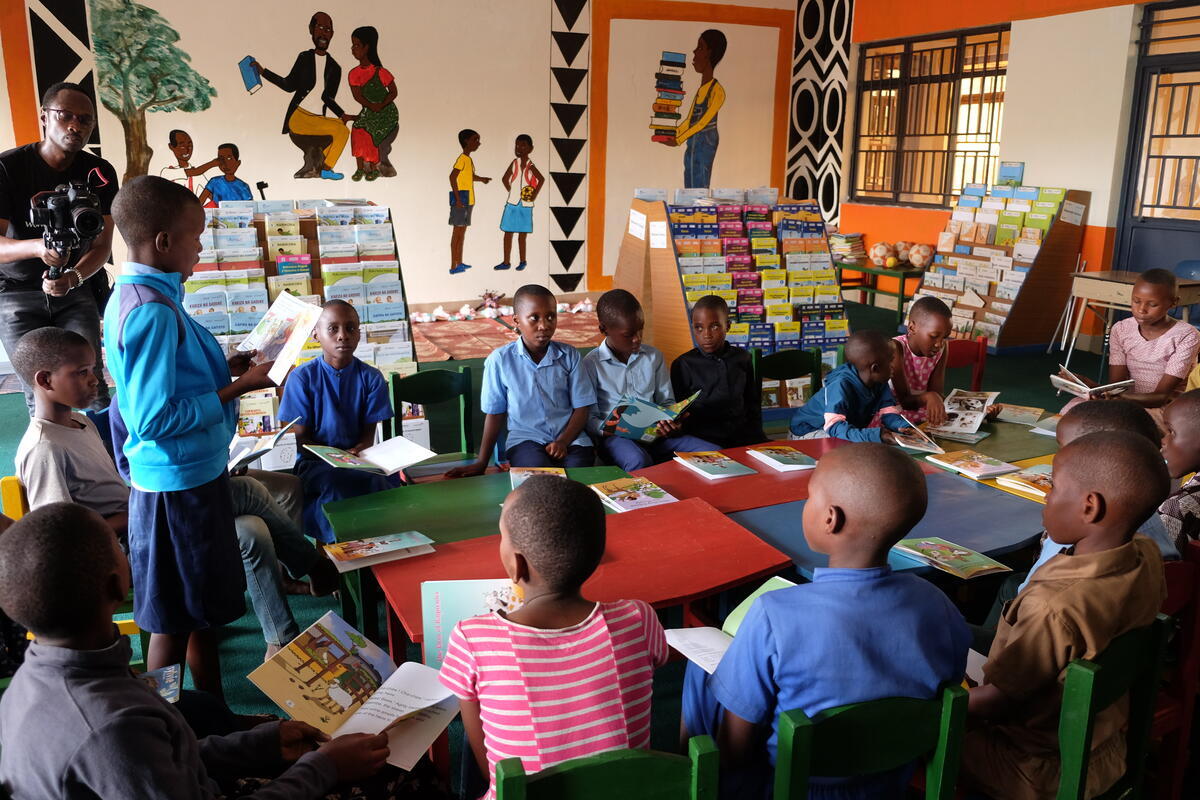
[789, 362, 908, 442]
[103, 264, 237, 491]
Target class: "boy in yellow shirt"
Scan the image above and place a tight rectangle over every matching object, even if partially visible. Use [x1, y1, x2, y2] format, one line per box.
[448, 129, 490, 275]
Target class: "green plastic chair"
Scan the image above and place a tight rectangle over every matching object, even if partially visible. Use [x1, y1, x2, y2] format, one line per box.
[1056, 614, 1171, 800]
[389, 366, 474, 467]
[773, 684, 967, 800]
[495, 736, 719, 800]
[752, 347, 824, 400]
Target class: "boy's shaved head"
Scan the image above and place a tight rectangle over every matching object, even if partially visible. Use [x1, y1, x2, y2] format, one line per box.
[11, 327, 90, 386]
[813, 442, 927, 544]
[112, 175, 200, 248]
[502, 476, 605, 591]
[1169, 388, 1200, 425]
[596, 288, 642, 328]
[845, 329, 892, 369]
[513, 283, 555, 311]
[1056, 431, 1170, 527]
[1059, 398, 1161, 446]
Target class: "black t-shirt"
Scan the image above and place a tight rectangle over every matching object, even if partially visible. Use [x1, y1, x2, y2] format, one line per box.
[0, 143, 119, 291]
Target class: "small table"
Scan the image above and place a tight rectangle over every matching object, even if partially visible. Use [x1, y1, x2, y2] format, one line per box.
[929, 421, 1059, 464]
[834, 260, 927, 329]
[1063, 270, 1200, 372]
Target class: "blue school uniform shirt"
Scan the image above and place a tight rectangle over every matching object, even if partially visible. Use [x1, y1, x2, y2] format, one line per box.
[480, 339, 596, 449]
[205, 176, 252, 204]
[710, 567, 970, 765]
[581, 340, 673, 437]
[789, 363, 908, 442]
[278, 356, 393, 452]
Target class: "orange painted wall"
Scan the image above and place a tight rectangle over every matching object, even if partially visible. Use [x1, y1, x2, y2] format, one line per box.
[1, 2, 37, 145]
[852, 0, 1133, 43]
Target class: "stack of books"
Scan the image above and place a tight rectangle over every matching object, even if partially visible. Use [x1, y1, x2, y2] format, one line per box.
[828, 232, 867, 261]
[650, 51, 686, 143]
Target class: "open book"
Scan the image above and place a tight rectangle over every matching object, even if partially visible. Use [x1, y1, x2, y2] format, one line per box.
[892, 424, 944, 455]
[891, 537, 1011, 579]
[926, 450, 1019, 480]
[322, 531, 435, 573]
[228, 418, 299, 472]
[237, 291, 323, 386]
[664, 576, 796, 673]
[303, 436, 436, 476]
[995, 463, 1053, 499]
[248, 612, 459, 770]
[995, 404, 1045, 426]
[1050, 365, 1133, 400]
[923, 389, 999, 437]
[601, 391, 700, 442]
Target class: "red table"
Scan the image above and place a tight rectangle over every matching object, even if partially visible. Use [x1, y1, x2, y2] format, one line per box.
[632, 438, 939, 514]
[371, 497, 792, 648]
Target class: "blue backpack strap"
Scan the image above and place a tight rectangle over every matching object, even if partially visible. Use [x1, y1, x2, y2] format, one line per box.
[115, 283, 187, 349]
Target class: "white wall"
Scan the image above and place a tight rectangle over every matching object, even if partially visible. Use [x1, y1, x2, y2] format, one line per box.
[1000, 5, 1140, 227]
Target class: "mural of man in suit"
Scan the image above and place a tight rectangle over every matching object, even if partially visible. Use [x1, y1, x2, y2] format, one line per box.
[251, 11, 350, 180]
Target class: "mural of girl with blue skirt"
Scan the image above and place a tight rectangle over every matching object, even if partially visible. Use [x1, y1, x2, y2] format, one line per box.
[660, 29, 727, 189]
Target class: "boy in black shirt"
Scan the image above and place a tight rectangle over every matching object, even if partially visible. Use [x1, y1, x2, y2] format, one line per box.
[670, 294, 766, 448]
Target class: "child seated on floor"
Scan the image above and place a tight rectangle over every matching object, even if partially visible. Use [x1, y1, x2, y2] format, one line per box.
[962, 431, 1169, 800]
[438, 476, 668, 799]
[1059, 269, 1199, 422]
[1160, 389, 1200, 550]
[279, 300, 398, 544]
[880, 295, 953, 425]
[683, 443, 970, 799]
[670, 295, 766, 448]
[448, 284, 596, 475]
[582, 289, 717, 471]
[11, 326, 338, 660]
[790, 329, 911, 442]
[0, 502, 443, 799]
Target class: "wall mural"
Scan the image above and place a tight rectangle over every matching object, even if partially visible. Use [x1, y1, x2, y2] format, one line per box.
[346, 26, 398, 182]
[90, 0, 215, 183]
[548, 0, 589, 294]
[654, 29, 728, 190]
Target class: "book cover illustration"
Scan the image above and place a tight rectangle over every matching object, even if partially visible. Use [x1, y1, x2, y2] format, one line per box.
[995, 404, 1045, 426]
[323, 531, 435, 573]
[509, 466, 567, 490]
[923, 389, 999, 436]
[892, 537, 1011, 579]
[892, 425, 945, 454]
[926, 449, 1018, 479]
[237, 292, 322, 385]
[302, 436, 435, 476]
[673, 451, 757, 480]
[746, 445, 817, 472]
[601, 391, 699, 442]
[995, 463, 1053, 499]
[1050, 365, 1133, 400]
[590, 476, 678, 512]
[421, 579, 520, 670]
[139, 663, 181, 703]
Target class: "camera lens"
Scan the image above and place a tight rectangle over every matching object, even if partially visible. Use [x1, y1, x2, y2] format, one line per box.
[72, 206, 104, 238]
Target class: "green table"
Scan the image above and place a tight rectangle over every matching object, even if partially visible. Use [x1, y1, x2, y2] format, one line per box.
[834, 260, 925, 329]
[930, 420, 1058, 463]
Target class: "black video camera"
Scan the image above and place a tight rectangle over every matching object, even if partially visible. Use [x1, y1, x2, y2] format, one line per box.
[29, 181, 105, 279]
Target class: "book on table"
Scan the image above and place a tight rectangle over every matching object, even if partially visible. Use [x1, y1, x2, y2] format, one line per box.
[995, 463, 1053, 499]
[925, 449, 1019, 479]
[930, 429, 990, 445]
[892, 424, 945, 455]
[995, 404, 1045, 426]
[590, 476, 678, 512]
[673, 451, 757, 480]
[664, 576, 796, 673]
[237, 291, 323, 385]
[248, 612, 459, 770]
[228, 418, 299, 472]
[745, 444, 817, 472]
[1030, 414, 1062, 437]
[923, 389, 1000, 437]
[891, 537, 1012, 579]
[508, 466, 566, 489]
[322, 531, 435, 573]
[1050, 365, 1134, 400]
[302, 436, 436, 476]
[600, 391, 699, 442]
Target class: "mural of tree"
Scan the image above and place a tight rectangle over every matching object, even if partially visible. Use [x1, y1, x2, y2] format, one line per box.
[90, 0, 215, 182]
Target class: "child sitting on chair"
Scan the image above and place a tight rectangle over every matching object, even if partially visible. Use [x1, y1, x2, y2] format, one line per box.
[279, 300, 398, 544]
[962, 431, 1169, 800]
[670, 295, 766, 448]
[583, 289, 717, 471]
[790, 330, 911, 443]
[439, 476, 668, 799]
[1160, 389, 1200, 550]
[878, 296, 953, 426]
[682, 443, 970, 798]
[448, 284, 596, 475]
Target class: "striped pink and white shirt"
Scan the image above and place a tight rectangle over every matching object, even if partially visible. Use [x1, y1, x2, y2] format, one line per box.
[438, 599, 668, 799]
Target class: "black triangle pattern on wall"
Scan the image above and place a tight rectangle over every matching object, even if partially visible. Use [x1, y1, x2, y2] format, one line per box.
[550, 103, 586, 136]
[550, 172, 585, 204]
[551, 67, 588, 102]
[550, 137, 586, 171]
[553, 0, 588, 31]
[550, 240, 584, 270]
[550, 206, 584, 237]
[552, 31, 588, 66]
[550, 273, 584, 293]
[27, 1, 107, 156]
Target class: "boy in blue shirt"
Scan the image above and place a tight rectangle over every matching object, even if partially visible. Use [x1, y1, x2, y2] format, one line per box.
[279, 300, 397, 544]
[583, 289, 716, 471]
[104, 176, 277, 698]
[683, 443, 970, 798]
[198, 142, 253, 205]
[790, 329, 910, 442]
[448, 284, 596, 475]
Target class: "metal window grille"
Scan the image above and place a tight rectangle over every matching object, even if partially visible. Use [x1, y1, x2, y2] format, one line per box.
[851, 27, 1009, 207]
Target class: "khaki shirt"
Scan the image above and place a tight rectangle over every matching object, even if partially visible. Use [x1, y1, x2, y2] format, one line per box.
[977, 535, 1165, 798]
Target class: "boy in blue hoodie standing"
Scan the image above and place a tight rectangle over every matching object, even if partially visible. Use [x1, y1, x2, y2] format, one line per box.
[104, 176, 277, 697]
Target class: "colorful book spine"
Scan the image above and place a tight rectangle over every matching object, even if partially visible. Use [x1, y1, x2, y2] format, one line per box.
[651, 51, 687, 142]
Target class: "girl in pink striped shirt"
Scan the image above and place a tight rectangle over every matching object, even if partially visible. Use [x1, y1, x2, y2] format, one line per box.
[438, 476, 668, 800]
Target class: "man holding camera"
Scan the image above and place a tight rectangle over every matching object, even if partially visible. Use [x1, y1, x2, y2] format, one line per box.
[0, 82, 118, 412]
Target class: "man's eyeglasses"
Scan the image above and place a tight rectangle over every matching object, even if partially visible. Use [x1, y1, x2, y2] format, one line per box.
[43, 108, 96, 128]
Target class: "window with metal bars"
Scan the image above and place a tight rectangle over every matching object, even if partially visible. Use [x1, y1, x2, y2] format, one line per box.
[851, 27, 1009, 207]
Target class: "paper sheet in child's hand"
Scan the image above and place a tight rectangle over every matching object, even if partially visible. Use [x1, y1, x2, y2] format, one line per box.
[665, 627, 733, 674]
[965, 648, 987, 685]
[334, 662, 460, 770]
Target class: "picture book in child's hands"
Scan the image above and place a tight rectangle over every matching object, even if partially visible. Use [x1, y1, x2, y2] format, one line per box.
[237, 291, 322, 385]
[1050, 365, 1133, 399]
[926, 450, 1019, 479]
[601, 391, 700, 442]
[745, 445, 817, 472]
[892, 424, 945, 454]
[995, 463, 1053, 499]
[673, 451, 757, 480]
[509, 466, 567, 489]
[248, 612, 459, 769]
[421, 580, 520, 669]
[322, 531, 435, 573]
[923, 389, 1000, 437]
[139, 664, 181, 703]
[891, 537, 1012, 579]
[303, 436, 436, 476]
[996, 404, 1045, 426]
[590, 476, 678, 512]
[664, 576, 796, 673]
[228, 417, 299, 472]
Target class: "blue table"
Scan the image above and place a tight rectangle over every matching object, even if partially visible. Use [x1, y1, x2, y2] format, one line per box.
[728, 471, 1045, 578]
